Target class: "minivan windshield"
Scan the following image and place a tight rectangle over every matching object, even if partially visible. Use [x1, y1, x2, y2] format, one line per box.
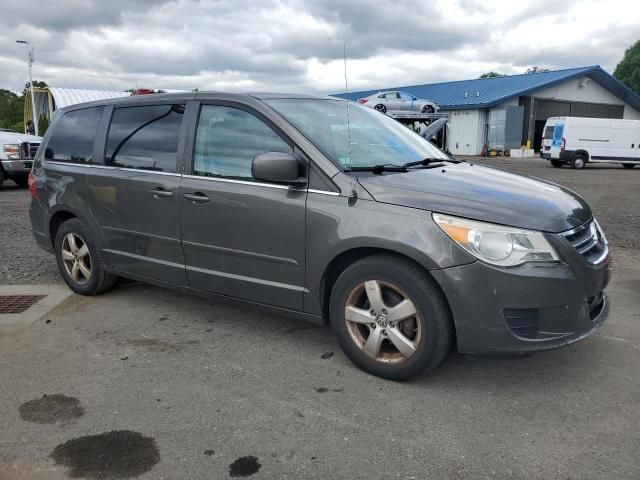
[264, 99, 449, 170]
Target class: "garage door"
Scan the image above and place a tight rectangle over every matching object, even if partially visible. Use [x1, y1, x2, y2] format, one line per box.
[535, 99, 624, 120]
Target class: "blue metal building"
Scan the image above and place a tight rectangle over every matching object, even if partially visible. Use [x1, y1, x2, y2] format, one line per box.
[333, 66, 640, 155]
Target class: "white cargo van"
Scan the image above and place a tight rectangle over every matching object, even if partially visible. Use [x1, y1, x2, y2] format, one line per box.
[540, 116, 640, 169]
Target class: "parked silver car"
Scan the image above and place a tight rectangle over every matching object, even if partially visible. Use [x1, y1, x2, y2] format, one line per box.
[358, 91, 440, 115]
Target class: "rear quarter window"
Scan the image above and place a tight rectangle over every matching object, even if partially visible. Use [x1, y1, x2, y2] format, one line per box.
[44, 107, 104, 163]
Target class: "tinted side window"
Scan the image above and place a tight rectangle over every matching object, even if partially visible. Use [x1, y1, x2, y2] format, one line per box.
[193, 105, 292, 180]
[105, 104, 185, 172]
[44, 107, 104, 163]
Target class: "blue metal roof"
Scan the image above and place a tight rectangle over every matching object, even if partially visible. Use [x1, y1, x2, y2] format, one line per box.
[333, 66, 640, 112]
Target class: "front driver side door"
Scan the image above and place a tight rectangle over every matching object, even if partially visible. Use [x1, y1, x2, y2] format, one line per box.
[179, 103, 307, 310]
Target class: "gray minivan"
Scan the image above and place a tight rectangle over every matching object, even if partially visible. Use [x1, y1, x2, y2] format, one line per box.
[29, 92, 611, 380]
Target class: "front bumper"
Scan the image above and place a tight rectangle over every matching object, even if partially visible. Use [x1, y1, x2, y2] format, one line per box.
[431, 248, 611, 354]
[1, 159, 33, 175]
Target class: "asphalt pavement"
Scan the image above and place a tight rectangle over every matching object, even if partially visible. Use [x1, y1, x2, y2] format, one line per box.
[0, 157, 638, 479]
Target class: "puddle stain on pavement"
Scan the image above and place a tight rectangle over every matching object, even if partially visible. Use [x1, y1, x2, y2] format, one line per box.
[19, 394, 84, 424]
[229, 456, 261, 477]
[50, 430, 159, 479]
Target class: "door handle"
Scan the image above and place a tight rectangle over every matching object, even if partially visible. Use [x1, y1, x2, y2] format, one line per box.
[183, 192, 210, 203]
[148, 187, 174, 198]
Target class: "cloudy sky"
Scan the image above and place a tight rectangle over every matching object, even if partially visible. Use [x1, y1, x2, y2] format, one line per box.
[1, 0, 638, 95]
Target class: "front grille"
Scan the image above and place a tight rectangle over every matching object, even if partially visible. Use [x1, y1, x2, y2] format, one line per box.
[559, 219, 609, 265]
[20, 141, 40, 160]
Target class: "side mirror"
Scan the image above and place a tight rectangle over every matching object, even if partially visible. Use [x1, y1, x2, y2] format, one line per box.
[252, 152, 304, 185]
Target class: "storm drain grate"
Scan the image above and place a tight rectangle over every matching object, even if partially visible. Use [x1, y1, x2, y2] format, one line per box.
[0, 295, 46, 314]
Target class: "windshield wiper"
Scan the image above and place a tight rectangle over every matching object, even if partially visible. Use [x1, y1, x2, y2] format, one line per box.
[402, 157, 459, 168]
[345, 164, 409, 174]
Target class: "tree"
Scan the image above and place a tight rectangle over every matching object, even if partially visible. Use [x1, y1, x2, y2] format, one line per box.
[0, 89, 24, 132]
[480, 71, 505, 78]
[525, 66, 550, 74]
[38, 113, 49, 136]
[614, 40, 640, 95]
[23, 80, 48, 95]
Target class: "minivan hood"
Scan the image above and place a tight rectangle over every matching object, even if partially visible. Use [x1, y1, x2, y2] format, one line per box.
[357, 162, 591, 233]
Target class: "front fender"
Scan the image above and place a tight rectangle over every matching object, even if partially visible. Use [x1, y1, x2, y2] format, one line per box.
[303, 194, 475, 316]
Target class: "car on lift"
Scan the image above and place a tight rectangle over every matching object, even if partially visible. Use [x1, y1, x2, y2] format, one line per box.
[358, 91, 440, 115]
[1, 129, 41, 188]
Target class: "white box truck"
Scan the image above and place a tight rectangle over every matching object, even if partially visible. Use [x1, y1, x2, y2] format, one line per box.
[540, 116, 640, 169]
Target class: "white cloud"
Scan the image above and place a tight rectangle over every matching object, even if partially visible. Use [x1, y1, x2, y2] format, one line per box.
[0, 0, 638, 95]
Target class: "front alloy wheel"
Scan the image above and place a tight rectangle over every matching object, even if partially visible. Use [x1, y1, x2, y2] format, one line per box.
[344, 280, 421, 364]
[61, 233, 92, 285]
[330, 254, 453, 380]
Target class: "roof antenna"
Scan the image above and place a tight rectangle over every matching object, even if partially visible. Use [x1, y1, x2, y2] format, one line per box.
[343, 40, 357, 206]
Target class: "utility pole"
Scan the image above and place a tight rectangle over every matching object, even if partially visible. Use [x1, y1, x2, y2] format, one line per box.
[16, 40, 38, 136]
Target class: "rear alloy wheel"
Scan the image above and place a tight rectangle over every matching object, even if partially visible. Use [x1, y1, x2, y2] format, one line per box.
[550, 160, 564, 168]
[572, 155, 587, 169]
[55, 218, 117, 295]
[374, 104, 387, 114]
[622, 163, 636, 169]
[330, 255, 453, 380]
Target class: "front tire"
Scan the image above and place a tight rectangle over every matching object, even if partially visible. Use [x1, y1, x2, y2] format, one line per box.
[329, 255, 453, 380]
[622, 163, 636, 169]
[54, 218, 117, 295]
[420, 105, 435, 114]
[550, 160, 564, 168]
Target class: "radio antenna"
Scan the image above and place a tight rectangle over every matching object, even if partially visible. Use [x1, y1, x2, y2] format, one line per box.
[343, 41, 357, 205]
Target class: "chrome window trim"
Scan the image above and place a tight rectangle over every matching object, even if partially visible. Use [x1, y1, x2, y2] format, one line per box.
[45, 160, 181, 177]
[45, 161, 342, 193]
[307, 188, 340, 196]
[182, 174, 291, 190]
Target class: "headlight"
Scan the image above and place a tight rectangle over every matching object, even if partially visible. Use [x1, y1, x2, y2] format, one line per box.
[3, 144, 20, 159]
[432, 213, 559, 267]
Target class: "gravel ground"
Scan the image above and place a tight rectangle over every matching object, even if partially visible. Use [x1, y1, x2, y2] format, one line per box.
[0, 182, 59, 285]
[0, 156, 638, 285]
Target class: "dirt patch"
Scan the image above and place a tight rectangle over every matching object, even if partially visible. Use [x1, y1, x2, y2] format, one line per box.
[126, 338, 179, 352]
[19, 394, 84, 424]
[50, 430, 160, 479]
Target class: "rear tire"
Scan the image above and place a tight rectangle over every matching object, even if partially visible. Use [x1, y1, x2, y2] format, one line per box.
[571, 154, 587, 169]
[329, 254, 453, 380]
[13, 176, 28, 188]
[54, 218, 117, 296]
[622, 163, 636, 169]
[0, 168, 5, 188]
[374, 104, 387, 114]
[550, 160, 563, 168]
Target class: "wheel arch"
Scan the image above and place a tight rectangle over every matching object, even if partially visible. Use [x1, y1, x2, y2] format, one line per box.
[574, 149, 589, 160]
[319, 246, 453, 323]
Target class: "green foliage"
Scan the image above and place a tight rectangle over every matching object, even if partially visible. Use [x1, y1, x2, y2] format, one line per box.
[614, 40, 640, 95]
[38, 113, 49, 136]
[22, 80, 48, 96]
[479, 71, 504, 78]
[525, 66, 550, 74]
[0, 89, 24, 132]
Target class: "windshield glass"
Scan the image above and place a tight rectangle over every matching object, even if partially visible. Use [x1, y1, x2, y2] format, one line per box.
[264, 99, 449, 169]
